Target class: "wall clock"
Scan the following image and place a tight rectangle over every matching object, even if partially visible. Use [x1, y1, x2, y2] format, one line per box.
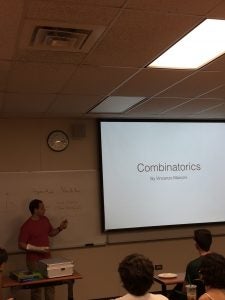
[47, 130, 69, 152]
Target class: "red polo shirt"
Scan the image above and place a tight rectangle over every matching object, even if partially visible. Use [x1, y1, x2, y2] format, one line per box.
[19, 216, 53, 261]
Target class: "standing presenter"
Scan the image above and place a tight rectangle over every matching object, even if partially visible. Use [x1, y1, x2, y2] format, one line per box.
[18, 199, 68, 300]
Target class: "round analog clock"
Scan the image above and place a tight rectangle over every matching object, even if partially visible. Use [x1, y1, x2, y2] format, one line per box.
[47, 130, 69, 152]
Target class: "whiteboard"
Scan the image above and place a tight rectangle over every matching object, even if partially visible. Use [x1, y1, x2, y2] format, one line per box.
[0, 170, 106, 253]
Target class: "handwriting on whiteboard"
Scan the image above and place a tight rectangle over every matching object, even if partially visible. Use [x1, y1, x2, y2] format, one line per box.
[32, 186, 80, 195]
[0, 185, 81, 213]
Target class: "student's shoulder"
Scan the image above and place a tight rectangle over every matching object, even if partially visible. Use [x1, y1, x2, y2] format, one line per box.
[112, 295, 168, 300]
[111, 295, 131, 300]
[186, 256, 202, 267]
[149, 293, 168, 300]
[199, 293, 211, 300]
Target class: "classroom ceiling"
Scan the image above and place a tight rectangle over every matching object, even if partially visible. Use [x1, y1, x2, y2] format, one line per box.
[0, 0, 225, 120]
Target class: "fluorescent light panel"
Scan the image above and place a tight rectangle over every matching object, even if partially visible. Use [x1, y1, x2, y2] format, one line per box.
[148, 19, 225, 69]
[89, 96, 145, 113]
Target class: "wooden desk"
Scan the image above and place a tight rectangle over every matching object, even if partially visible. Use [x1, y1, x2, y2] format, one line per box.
[2, 271, 82, 300]
[154, 272, 185, 296]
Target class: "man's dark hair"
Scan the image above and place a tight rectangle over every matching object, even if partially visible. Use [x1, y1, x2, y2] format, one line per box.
[29, 199, 42, 215]
[200, 252, 225, 289]
[118, 253, 154, 296]
[0, 248, 8, 265]
[194, 229, 212, 251]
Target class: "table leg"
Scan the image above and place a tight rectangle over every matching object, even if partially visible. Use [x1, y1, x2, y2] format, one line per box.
[67, 279, 74, 300]
[161, 283, 168, 296]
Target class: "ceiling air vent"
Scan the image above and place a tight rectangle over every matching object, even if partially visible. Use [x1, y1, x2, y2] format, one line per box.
[30, 25, 105, 53]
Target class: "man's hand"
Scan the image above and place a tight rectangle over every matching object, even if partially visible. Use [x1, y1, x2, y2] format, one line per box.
[49, 219, 68, 237]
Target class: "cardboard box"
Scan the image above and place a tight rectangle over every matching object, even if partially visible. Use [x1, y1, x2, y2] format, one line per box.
[38, 257, 74, 278]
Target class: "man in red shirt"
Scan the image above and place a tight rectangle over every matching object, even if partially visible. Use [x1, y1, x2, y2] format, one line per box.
[18, 199, 68, 300]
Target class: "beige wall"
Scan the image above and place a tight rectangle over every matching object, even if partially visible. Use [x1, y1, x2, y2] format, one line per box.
[1, 118, 225, 300]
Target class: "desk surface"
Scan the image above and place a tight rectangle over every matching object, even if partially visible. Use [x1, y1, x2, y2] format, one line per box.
[2, 271, 82, 288]
[154, 272, 185, 286]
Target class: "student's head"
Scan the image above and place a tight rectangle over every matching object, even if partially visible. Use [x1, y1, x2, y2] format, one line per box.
[199, 252, 225, 289]
[194, 229, 212, 251]
[29, 199, 45, 216]
[0, 248, 8, 266]
[118, 253, 154, 296]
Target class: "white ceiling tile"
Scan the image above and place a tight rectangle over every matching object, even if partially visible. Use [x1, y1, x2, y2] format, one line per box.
[15, 49, 85, 65]
[35, 0, 126, 7]
[163, 98, 224, 115]
[3, 93, 56, 113]
[198, 104, 225, 118]
[198, 85, 225, 99]
[90, 96, 145, 113]
[85, 10, 202, 67]
[202, 54, 225, 72]
[7, 62, 75, 93]
[0, 1, 24, 59]
[158, 71, 225, 98]
[127, 97, 189, 116]
[126, 0, 221, 15]
[49, 94, 103, 114]
[208, 0, 225, 18]
[62, 66, 137, 95]
[113, 69, 192, 97]
[26, 1, 120, 25]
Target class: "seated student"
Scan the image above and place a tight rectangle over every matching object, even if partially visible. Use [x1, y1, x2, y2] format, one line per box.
[184, 229, 212, 286]
[199, 252, 225, 300]
[170, 229, 212, 300]
[112, 253, 168, 300]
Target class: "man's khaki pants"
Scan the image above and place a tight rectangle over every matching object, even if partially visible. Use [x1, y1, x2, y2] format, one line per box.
[27, 260, 55, 300]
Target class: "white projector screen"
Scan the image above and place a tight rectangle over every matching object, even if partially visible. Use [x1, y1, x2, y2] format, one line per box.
[99, 120, 225, 231]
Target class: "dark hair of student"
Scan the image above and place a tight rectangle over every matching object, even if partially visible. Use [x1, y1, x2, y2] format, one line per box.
[0, 248, 8, 265]
[29, 199, 43, 215]
[118, 253, 154, 296]
[199, 252, 225, 289]
[194, 229, 212, 251]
